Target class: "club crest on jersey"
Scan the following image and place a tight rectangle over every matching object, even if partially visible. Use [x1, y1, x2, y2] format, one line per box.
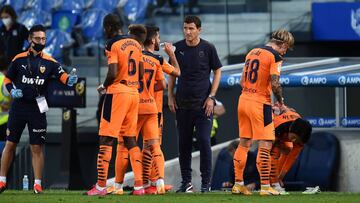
[39, 65, 46, 74]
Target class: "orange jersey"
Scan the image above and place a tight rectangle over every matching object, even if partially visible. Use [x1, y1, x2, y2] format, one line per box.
[274, 110, 301, 142]
[105, 35, 143, 94]
[138, 51, 165, 114]
[240, 46, 283, 105]
[149, 53, 175, 113]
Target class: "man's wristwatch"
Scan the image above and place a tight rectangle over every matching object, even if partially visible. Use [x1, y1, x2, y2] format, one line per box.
[208, 95, 216, 102]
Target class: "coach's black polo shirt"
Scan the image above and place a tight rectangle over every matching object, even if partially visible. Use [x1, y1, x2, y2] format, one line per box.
[173, 38, 222, 109]
[0, 22, 29, 61]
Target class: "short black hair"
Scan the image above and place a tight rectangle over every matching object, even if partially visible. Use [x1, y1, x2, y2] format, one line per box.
[29, 24, 46, 36]
[103, 13, 123, 34]
[128, 24, 147, 44]
[289, 118, 312, 144]
[0, 55, 10, 71]
[144, 26, 159, 46]
[184, 15, 201, 28]
[0, 5, 17, 21]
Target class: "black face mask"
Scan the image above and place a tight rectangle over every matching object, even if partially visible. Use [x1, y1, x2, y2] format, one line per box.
[32, 41, 45, 52]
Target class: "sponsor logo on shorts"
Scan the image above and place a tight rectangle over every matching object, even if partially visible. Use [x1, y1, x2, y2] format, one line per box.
[32, 129, 46, 133]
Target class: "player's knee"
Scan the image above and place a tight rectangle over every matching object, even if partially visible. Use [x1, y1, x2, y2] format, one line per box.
[30, 145, 43, 156]
[239, 138, 252, 148]
[144, 139, 160, 149]
[123, 136, 137, 150]
[99, 136, 115, 146]
[3, 141, 17, 153]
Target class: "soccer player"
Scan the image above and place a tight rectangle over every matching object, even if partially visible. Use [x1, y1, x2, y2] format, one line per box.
[145, 26, 180, 193]
[0, 24, 78, 194]
[270, 106, 312, 194]
[86, 15, 145, 196]
[110, 25, 180, 195]
[232, 29, 294, 196]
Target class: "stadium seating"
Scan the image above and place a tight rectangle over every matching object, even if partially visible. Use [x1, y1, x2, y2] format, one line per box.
[52, 10, 80, 33]
[284, 132, 340, 191]
[87, 0, 118, 12]
[123, 0, 154, 23]
[44, 29, 74, 63]
[81, 8, 106, 41]
[59, 0, 85, 14]
[18, 8, 52, 29]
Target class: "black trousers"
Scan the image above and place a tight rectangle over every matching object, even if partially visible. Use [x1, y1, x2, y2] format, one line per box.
[176, 108, 213, 185]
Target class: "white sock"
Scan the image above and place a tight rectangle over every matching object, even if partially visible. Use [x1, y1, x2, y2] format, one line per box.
[272, 182, 281, 187]
[134, 186, 143, 190]
[235, 181, 244, 186]
[96, 184, 106, 191]
[0, 176, 6, 183]
[156, 179, 164, 186]
[262, 184, 270, 188]
[34, 179, 41, 185]
[115, 183, 123, 190]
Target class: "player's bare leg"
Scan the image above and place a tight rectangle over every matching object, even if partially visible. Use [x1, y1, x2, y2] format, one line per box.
[30, 144, 44, 193]
[0, 141, 17, 193]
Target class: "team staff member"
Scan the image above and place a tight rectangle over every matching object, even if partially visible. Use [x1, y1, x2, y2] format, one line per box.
[168, 15, 222, 193]
[270, 106, 312, 194]
[86, 15, 145, 196]
[232, 29, 294, 196]
[0, 5, 29, 61]
[0, 24, 78, 194]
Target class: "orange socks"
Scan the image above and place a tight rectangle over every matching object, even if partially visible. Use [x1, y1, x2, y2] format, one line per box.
[150, 143, 165, 180]
[129, 146, 143, 187]
[142, 148, 152, 185]
[270, 147, 280, 184]
[97, 145, 112, 187]
[256, 147, 272, 186]
[115, 143, 129, 184]
[233, 145, 249, 182]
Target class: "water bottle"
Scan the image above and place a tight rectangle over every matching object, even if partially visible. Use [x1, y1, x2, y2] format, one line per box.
[70, 68, 77, 76]
[160, 42, 176, 52]
[22, 175, 29, 190]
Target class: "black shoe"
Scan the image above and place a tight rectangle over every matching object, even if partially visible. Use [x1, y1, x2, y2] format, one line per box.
[176, 182, 194, 193]
[201, 184, 211, 193]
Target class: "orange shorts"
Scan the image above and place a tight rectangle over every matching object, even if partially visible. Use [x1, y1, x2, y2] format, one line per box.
[99, 92, 139, 138]
[238, 96, 275, 140]
[137, 114, 159, 141]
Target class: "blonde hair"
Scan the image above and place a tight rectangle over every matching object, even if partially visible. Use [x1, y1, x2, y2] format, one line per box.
[270, 29, 295, 48]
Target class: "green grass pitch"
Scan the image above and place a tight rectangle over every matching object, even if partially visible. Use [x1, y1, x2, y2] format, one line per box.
[1, 190, 360, 203]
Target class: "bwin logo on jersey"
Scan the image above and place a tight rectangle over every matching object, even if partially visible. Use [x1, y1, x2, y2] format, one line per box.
[351, 8, 360, 37]
[22, 75, 45, 85]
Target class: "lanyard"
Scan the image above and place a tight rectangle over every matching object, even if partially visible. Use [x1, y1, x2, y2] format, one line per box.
[26, 55, 42, 96]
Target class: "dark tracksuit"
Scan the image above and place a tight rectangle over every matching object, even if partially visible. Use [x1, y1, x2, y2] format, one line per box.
[5, 50, 69, 145]
[173, 39, 222, 185]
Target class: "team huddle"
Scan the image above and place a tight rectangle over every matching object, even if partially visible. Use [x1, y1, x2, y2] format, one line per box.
[86, 14, 180, 196]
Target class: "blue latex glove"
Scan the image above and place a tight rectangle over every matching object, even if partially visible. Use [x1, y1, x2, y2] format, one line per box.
[11, 89, 23, 99]
[67, 75, 78, 86]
